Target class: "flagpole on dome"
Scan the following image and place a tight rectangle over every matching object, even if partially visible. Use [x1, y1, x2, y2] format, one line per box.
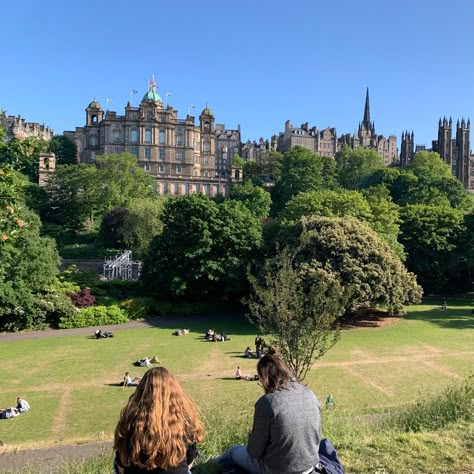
[106, 97, 112, 111]
[188, 104, 195, 115]
[165, 91, 172, 108]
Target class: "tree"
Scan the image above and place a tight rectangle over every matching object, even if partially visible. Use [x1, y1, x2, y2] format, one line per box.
[99, 207, 129, 249]
[336, 146, 384, 189]
[95, 153, 156, 211]
[230, 181, 272, 220]
[247, 249, 350, 381]
[278, 188, 404, 259]
[280, 217, 422, 315]
[142, 194, 263, 299]
[48, 135, 77, 165]
[399, 204, 465, 292]
[42, 164, 99, 230]
[409, 151, 452, 180]
[121, 197, 167, 257]
[243, 151, 283, 185]
[0, 136, 47, 181]
[272, 146, 337, 212]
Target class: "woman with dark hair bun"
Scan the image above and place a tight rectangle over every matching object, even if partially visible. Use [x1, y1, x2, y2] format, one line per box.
[216, 347, 322, 473]
[114, 367, 204, 474]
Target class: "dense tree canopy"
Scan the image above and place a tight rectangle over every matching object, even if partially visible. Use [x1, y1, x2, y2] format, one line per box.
[142, 194, 263, 298]
[280, 217, 422, 315]
[99, 207, 129, 249]
[336, 146, 384, 189]
[230, 181, 272, 220]
[399, 204, 465, 292]
[48, 135, 78, 165]
[272, 146, 337, 212]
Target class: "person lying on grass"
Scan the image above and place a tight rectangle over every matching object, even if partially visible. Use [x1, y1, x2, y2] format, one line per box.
[114, 367, 204, 474]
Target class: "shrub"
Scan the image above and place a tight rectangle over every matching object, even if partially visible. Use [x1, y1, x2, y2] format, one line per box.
[391, 374, 474, 432]
[68, 288, 96, 308]
[58, 305, 128, 328]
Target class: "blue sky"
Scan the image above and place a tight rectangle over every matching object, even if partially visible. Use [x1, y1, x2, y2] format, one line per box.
[2, 0, 473, 148]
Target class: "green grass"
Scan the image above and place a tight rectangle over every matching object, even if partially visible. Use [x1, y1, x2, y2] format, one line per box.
[0, 297, 473, 472]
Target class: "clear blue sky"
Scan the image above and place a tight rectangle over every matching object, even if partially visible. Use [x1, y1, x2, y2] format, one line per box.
[2, 0, 473, 148]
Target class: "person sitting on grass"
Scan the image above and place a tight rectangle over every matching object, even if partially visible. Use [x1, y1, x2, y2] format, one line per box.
[123, 372, 142, 387]
[16, 397, 30, 413]
[215, 348, 322, 474]
[114, 367, 204, 474]
[205, 329, 215, 340]
[244, 346, 255, 358]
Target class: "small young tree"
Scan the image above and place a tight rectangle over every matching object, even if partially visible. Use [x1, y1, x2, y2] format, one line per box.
[246, 249, 350, 381]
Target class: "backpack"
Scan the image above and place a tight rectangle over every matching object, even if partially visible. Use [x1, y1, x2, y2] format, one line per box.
[318, 438, 345, 474]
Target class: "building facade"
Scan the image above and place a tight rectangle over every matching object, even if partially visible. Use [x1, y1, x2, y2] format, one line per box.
[215, 123, 241, 178]
[5, 114, 54, 141]
[271, 88, 398, 164]
[71, 77, 240, 196]
[432, 117, 472, 189]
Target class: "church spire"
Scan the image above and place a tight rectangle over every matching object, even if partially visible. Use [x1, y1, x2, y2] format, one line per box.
[362, 87, 371, 130]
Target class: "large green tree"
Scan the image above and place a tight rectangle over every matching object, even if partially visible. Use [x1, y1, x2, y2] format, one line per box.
[48, 135, 78, 165]
[280, 216, 422, 315]
[399, 204, 465, 292]
[272, 146, 337, 212]
[142, 194, 263, 298]
[121, 197, 168, 258]
[230, 181, 272, 220]
[336, 146, 384, 189]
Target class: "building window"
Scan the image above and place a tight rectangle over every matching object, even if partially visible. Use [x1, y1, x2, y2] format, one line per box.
[145, 128, 152, 144]
[131, 128, 138, 143]
[89, 135, 97, 147]
[114, 147, 120, 154]
[194, 156, 200, 164]
[131, 147, 138, 156]
[159, 129, 165, 144]
[113, 130, 120, 143]
[204, 156, 209, 165]
[144, 163, 150, 172]
[159, 163, 164, 173]
[90, 151, 96, 161]
[203, 142, 210, 152]
[176, 134, 183, 146]
[145, 147, 151, 159]
[176, 164, 182, 174]
[114, 124, 120, 129]
[176, 150, 183, 161]
[204, 170, 209, 177]
[159, 148, 165, 160]
[194, 141, 199, 150]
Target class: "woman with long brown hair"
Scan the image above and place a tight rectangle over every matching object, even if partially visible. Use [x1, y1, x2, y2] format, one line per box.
[114, 367, 204, 474]
[216, 348, 322, 474]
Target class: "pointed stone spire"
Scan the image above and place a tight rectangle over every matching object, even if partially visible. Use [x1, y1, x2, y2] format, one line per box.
[461, 118, 466, 127]
[439, 117, 442, 126]
[468, 118, 470, 128]
[457, 119, 460, 128]
[449, 116, 452, 124]
[362, 87, 371, 129]
[402, 131, 405, 139]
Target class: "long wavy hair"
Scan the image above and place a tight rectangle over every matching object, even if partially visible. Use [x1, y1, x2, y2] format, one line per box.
[257, 347, 295, 394]
[114, 367, 204, 470]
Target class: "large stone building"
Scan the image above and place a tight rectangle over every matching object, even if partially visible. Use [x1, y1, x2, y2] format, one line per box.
[400, 117, 473, 189]
[272, 89, 398, 164]
[4, 114, 54, 141]
[432, 117, 472, 188]
[71, 77, 240, 196]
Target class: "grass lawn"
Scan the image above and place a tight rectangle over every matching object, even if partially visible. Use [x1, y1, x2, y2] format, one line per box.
[0, 297, 473, 471]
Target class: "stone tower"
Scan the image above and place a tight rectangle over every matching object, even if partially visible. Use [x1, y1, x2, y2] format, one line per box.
[437, 117, 453, 165]
[400, 131, 414, 167]
[455, 118, 470, 187]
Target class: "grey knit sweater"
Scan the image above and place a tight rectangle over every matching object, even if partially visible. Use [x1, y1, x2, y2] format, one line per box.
[247, 382, 321, 474]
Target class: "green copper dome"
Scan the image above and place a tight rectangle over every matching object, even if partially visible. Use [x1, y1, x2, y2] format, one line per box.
[142, 75, 162, 103]
[142, 90, 162, 103]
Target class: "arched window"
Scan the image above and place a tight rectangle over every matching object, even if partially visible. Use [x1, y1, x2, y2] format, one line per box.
[91, 115, 97, 124]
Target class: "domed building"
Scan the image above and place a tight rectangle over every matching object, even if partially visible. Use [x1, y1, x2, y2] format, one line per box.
[71, 76, 241, 196]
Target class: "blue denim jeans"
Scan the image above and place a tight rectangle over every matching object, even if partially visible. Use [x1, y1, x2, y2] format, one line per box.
[217, 445, 271, 474]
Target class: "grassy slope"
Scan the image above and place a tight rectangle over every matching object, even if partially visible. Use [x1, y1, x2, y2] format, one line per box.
[0, 297, 473, 473]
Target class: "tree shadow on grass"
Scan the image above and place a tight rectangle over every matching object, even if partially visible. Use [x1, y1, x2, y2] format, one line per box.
[405, 307, 474, 330]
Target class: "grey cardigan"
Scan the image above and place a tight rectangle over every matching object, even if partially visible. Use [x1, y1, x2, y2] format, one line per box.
[247, 382, 321, 474]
